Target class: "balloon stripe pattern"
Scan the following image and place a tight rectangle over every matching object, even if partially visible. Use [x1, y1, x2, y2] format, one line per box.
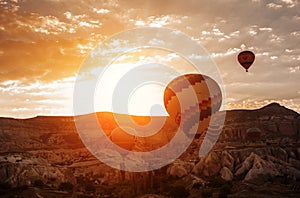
[164, 74, 222, 138]
[164, 75, 206, 106]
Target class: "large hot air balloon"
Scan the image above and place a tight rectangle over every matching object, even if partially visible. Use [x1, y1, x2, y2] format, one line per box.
[163, 73, 222, 138]
[238, 51, 255, 72]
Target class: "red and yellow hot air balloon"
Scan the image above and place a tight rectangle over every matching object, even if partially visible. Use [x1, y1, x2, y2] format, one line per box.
[237, 51, 255, 72]
[163, 73, 222, 138]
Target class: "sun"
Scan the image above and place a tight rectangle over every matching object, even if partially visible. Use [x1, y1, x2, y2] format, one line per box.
[93, 61, 169, 116]
[127, 82, 167, 116]
[92, 48, 198, 116]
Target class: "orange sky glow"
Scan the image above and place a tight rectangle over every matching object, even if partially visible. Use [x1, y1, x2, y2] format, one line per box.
[0, 0, 299, 118]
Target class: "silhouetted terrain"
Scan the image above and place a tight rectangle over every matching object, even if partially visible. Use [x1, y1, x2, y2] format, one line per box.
[0, 103, 299, 197]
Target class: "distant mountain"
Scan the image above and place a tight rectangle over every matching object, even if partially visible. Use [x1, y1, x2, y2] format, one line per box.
[220, 102, 299, 143]
[225, 102, 299, 121]
[258, 102, 299, 114]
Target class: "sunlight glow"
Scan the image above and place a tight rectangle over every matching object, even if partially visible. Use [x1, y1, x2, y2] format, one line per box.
[128, 83, 168, 116]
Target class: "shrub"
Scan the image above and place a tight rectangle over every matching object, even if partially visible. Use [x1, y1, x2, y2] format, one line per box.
[220, 183, 232, 195]
[34, 179, 44, 187]
[85, 183, 96, 192]
[169, 186, 189, 198]
[59, 182, 73, 192]
[201, 188, 212, 198]
[0, 183, 11, 189]
[49, 177, 57, 182]
[209, 177, 228, 188]
[15, 185, 29, 193]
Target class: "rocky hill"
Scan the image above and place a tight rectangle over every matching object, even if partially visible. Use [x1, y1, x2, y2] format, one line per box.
[0, 103, 299, 197]
[219, 102, 299, 142]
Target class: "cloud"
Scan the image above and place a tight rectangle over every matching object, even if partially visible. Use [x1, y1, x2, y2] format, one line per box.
[132, 15, 185, 28]
[289, 66, 300, 73]
[93, 8, 110, 14]
[1, 0, 300, 117]
[266, 3, 283, 9]
[281, 0, 298, 7]
[0, 39, 87, 81]
[0, 77, 75, 118]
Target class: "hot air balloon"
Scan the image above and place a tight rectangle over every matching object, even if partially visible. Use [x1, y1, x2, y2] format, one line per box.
[238, 51, 255, 72]
[163, 73, 222, 138]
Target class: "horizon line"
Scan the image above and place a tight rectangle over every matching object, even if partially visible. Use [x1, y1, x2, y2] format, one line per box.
[1, 102, 298, 119]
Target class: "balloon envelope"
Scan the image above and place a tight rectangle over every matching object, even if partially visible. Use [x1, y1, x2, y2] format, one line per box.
[238, 51, 255, 72]
[163, 73, 222, 136]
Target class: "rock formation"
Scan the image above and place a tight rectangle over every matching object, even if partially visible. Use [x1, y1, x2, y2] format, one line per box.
[0, 103, 299, 197]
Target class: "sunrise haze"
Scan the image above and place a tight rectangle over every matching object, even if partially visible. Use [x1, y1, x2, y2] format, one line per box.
[0, 0, 299, 118]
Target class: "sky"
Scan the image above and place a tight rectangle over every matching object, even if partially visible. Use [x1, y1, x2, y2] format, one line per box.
[0, 0, 299, 118]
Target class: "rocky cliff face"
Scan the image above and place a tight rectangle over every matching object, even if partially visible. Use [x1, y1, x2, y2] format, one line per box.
[219, 103, 300, 142]
[0, 103, 299, 197]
